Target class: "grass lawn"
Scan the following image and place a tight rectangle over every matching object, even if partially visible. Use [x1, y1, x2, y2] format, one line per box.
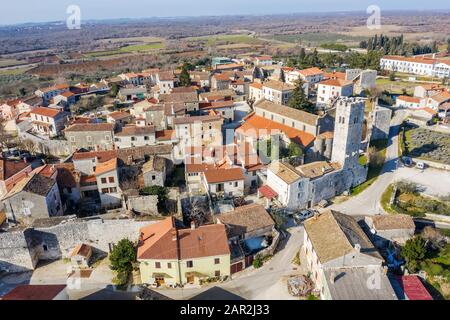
[351, 139, 388, 196]
[380, 184, 396, 213]
[420, 243, 450, 299]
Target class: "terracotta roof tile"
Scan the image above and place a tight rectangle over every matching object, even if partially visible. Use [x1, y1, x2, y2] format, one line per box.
[31, 107, 62, 118]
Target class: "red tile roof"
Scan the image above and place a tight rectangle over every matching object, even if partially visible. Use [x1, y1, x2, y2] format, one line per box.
[31, 107, 62, 118]
[236, 113, 315, 148]
[0, 158, 31, 181]
[137, 217, 230, 260]
[258, 185, 278, 200]
[64, 123, 114, 132]
[203, 167, 244, 184]
[319, 78, 353, 87]
[395, 275, 433, 300]
[1, 285, 66, 300]
[72, 150, 118, 162]
[397, 95, 422, 104]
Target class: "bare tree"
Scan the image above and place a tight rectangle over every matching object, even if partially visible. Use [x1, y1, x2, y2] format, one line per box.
[186, 198, 210, 226]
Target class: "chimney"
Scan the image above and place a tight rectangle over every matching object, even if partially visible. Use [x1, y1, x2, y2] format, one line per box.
[171, 230, 177, 241]
[330, 271, 336, 284]
[190, 220, 196, 230]
[354, 244, 361, 253]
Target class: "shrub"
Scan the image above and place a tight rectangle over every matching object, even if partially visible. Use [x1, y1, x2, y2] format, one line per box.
[252, 255, 263, 269]
[110, 239, 136, 274]
[401, 236, 427, 272]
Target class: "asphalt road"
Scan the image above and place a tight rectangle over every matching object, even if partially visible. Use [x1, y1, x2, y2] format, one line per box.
[331, 110, 408, 216]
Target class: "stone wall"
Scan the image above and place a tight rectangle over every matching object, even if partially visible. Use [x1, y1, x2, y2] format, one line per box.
[19, 131, 70, 157]
[371, 106, 392, 141]
[0, 217, 152, 272]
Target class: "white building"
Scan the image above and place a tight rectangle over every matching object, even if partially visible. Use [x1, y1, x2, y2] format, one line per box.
[202, 167, 245, 198]
[317, 79, 353, 107]
[30, 107, 68, 137]
[262, 80, 295, 105]
[380, 55, 450, 78]
[35, 84, 70, 103]
[114, 125, 156, 149]
[395, 96, 423, 109]
[286, 67, 324, 86]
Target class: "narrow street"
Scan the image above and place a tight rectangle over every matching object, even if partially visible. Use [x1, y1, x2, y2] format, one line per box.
[155, 225, 304, 300]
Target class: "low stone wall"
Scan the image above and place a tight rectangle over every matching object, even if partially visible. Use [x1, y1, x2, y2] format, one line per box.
[424, 213, 450, 224]
[411, 158, 450, 171]
[258, 229, 280, 258]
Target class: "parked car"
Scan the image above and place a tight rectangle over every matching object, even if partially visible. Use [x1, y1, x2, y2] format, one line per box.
[293, 210, 315, 224]
[416, 162, 426, 170]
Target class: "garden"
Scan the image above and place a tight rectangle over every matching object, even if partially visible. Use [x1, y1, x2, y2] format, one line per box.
[381, 180, 450, 218]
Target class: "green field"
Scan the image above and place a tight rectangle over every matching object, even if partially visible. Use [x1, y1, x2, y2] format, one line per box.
[0, 59, 26, 68]
[269, 33, 366, 46]
[186, 34, 264, 46]
[85, 42, 165, 57]
[0, 66, 34, 76]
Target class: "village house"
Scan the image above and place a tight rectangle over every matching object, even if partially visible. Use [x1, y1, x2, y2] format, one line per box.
[211, 73, 232, 91]
[35, 84, 70, 104]
[424, 91, 450, 111]
[202, 167, 245, 198]
[154, 71, 175, 94]
[106, 111, 133, 129]
[158, 92, 199, 113]
[118, 85, 148, 101]
[190, 71, 211, 88]
[2, 169, 63, 223]
[317, 78, 354, 108]
[395, 95, 423, 109]
[286, 67, 325, 87]
[414, 84, 446, 99]
[199, 100, 235, 122]
[199, 90, 235, 102]
[252, 55, 273, 67]
[137, 216, 230, 287]
[142, 156, 166, 187]
[114, 125, 156, 149]
[0, 99, 21, 120]
[215, 203, 275, 241]
[29, 107, 69, 138]
[249, 82, 264, 103]
[0, 157, 33, 200]
[72, 150, 121, 209]
[303, 210, 397, 300]
[262, 80, 295, 105]
[52, 91, 76, 110]
[364, 214, 415, 247]
[64, 123, 115, 152]
[173, 114, 223, 161]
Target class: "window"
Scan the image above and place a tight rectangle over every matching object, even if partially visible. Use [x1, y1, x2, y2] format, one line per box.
[144, 136, 149, 141]
[70, 136, 75, 142]
[86, 136, 92, 142]
[186, 261, 193, 268]
[101, 188, 109, 193]
[101, 178, 107, 184]
[131, 137, 136, 141]
[234, 182, 238, 187]
[167, 263, 172, 269]
[152, 175, 156, 180]
[155, 262, 161, 269]
[43, 244, 48, 251]
[110, 187, 117, 193]
[215, 270, 221, 277]
[214, 258, 220, 264]
[108, 177, 115, 183]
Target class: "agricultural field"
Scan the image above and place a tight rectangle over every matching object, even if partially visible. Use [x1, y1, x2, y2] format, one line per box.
[0, 58, 27, 68]
[269, 32, 366, 47]
[85, 42, 165, 58]
[402, 126, 450, 165]
[340, 25, 448, 42]
[185, 34, 265, 46]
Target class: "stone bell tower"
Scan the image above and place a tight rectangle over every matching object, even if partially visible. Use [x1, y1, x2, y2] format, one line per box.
[331, 97, 366, 170]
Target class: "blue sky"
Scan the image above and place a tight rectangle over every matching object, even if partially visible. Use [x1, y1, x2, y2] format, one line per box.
[1, 0, 449, 25]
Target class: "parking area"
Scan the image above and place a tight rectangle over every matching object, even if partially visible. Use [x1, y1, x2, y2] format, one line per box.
[395, 166, 450, 197]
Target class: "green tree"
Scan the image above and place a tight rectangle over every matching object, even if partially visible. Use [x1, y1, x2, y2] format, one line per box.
[287, 142, 303, 158]
[401, 236, 427, 272]
[389, 72, 396, 81]
[447, 38, 450, 54]
[109, 239, 136, 285]
[110, 83, 119, 97]
[179, 64, 191, 87]
[288, 78, 315, 113]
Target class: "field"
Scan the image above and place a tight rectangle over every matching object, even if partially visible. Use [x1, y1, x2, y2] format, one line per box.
[269, 33, 366, 47]
[85, 42, 165, 58]
[185, 34, 265, 46]
[403, 126, 450, 165]
[0, 59, 27, 68]
[341, 25, 448, 42]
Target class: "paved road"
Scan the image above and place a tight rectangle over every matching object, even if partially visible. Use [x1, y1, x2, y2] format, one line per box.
[155, 226, 304, 300]
[331, 110, 408, 216]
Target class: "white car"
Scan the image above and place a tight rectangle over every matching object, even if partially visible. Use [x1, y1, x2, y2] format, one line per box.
[293, 210, 315, 223]
[416, 162, 426, 170]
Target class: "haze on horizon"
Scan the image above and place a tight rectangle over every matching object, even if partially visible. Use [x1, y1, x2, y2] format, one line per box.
[1, 0, 450, 26]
